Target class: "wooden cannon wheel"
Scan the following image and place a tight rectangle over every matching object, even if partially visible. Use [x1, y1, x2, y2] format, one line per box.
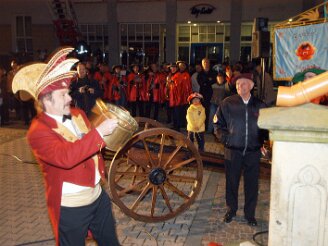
[108, 127, 203, 222]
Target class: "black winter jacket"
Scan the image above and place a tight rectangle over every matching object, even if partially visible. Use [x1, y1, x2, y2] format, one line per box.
[197, 70, 217, 105]
[214, 94, 267, 153]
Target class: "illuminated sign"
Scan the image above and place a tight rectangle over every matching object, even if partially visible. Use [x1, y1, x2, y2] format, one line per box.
[190, 4, 216, 18]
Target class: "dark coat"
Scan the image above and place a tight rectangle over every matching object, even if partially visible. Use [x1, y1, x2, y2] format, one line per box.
[197, 69, 217, 105]
[214, 94, 267, 152]
[69, 77, 103, 116]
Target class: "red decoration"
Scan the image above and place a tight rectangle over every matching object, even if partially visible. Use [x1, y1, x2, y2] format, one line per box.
[295, 42, 316, 61]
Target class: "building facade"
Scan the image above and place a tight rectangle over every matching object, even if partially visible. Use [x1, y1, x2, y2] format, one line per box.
[0, 0, 322, 68]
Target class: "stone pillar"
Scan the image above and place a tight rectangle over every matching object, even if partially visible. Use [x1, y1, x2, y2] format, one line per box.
[107, 0, 120, 67]
[258, 103, 328, 246]
[166, 0, 177, 63]
[229, 0, 242, 64]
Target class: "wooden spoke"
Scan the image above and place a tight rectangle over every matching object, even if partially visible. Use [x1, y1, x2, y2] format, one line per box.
[131, 165, 139, 185]
[130, 182, 152, 211]
[163, 145, 182, 169]
[165, 180, 190, 200]
[145, 122, 149, 129]
[151, 186, 158, 217]
[159, 184, 173, 212]
[118, 179, 147, 197]
[115, 171, 148, 177]
[167, 157, 196, 172]
[167, 174, 197, 183]
[142, 139, 156, 167]
[115, 164, 135, 183]
[157, 134, 166, 167]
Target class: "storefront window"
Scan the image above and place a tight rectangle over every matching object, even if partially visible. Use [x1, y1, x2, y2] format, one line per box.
[177, 21, 277, 65]
[80, 23, 108, 63]
[177, 23, 228, 64]
[16, 16, 33, 54]
[119, 23, 166, 67]
[178, 46, 189, 62]
[178, 26, 190, 42]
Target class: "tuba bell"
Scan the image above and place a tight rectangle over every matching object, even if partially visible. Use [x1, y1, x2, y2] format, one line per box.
[89, 99, 138, 151]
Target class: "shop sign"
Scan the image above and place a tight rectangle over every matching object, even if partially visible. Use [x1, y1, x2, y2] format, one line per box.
[190, 4, 216, 18]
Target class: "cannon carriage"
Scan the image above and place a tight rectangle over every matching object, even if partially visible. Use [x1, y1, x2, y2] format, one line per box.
[90, 99, 204, 223]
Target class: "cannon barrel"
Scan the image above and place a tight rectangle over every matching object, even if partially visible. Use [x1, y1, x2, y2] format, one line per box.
[277, 71, 328, 106]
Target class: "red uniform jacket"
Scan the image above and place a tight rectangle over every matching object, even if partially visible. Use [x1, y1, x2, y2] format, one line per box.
[167, 72, 179, 107]
[27, 108, 106, 246]
[177, 71, 192, 105]
[127, 72, 146, 102]
[146, 72, 166, 103]
[168, 71, 192, 107]
[107, 74, 127, 102]
[94, 71, 112, 100]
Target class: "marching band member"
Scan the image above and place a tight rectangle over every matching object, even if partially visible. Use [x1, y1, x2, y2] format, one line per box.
[145, 63, 166, 120]
[127, 64, 146, 117]
[176, 61, 192, 125]
[93, 62, 112, 101]
[108, 65, 127, 107]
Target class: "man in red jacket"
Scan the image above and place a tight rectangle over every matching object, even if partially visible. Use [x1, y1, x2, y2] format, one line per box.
[145, 63, 166, 120]
[12, 47, 120, 246]
[127, 64, 146, 117]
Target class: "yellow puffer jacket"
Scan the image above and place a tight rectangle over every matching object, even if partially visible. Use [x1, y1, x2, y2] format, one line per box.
[186, 104, 206, 132]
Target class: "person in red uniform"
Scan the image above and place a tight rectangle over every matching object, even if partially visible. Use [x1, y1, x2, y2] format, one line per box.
[145, 63, 166, 120]
[11, 47, 120, 246]
[166, 61, 191, 131]
[93, 62, 112, 101]
[169, 61, 192, 130]
[107, 65, 127, 107]
[166, 63, 178, 129]
[127, 64, 145, 117]
[161, 62, 172, 124]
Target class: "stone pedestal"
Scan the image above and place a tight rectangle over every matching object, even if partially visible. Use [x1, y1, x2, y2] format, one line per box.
[258, 103, 328, 246]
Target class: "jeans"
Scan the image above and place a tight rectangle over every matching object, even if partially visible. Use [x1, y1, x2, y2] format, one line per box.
[208, 103, 218, 133]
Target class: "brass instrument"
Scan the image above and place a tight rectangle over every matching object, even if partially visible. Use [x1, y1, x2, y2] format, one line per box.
[90, 99, 138, 151]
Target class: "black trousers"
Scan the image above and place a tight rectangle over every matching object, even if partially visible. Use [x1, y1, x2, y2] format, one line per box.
[129, 100, 144, 117]
[59, 189, 120, 246]
[145, 101, 160, 120]
[172, 105, 184, 131]
[188, 131, 205, 151]
[224, 148, 261, 219]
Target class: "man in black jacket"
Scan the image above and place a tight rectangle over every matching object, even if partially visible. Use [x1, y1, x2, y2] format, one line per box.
[69, 63, 103, 116]
[214, 73, 267, 226]
[197, 58, 217, 131]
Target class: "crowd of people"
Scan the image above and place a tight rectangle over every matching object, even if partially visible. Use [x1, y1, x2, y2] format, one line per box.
[0, 56, 277, 130]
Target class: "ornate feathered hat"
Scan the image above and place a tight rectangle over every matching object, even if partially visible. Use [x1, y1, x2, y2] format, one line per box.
[12, 47, 79, 100]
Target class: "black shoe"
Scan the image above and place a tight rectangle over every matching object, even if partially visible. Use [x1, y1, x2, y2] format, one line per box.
[223, 211, 236, 223]
[246, 217, 258, 226]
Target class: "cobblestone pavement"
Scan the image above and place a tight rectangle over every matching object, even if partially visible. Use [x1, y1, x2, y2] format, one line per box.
[0, 126, 270, 246]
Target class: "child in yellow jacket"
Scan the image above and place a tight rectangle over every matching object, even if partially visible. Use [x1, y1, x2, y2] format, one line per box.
[186, 92, 206, 151]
